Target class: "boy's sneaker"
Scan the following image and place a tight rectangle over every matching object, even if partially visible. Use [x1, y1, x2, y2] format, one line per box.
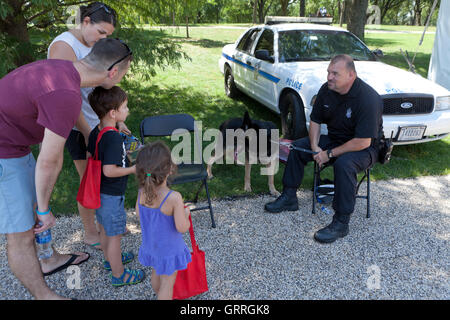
[111, 268, 145, 287]
[103, 251, 134, 271]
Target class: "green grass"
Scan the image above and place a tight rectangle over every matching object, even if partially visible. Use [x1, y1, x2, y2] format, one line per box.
[364, 24, 436, 33]
[42, 25, 449, 215]
[365, 32, 435, 77]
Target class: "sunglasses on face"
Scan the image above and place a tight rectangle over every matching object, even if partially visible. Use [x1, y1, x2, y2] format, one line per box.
[107, 39, 133, 71]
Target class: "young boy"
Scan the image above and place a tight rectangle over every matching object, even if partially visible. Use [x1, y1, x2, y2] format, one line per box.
[88, 86, 144, 287]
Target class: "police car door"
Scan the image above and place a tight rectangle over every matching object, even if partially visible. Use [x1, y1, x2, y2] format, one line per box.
[234, 28, 261, 94]
[250, 28, 278, 108]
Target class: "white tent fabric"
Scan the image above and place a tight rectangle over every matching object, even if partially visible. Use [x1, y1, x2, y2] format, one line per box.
[428, 0, 450, 90]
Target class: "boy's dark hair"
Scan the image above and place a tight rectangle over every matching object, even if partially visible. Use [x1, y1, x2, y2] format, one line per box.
[88, 86, 128, 119]
[79, 2, 117, 27]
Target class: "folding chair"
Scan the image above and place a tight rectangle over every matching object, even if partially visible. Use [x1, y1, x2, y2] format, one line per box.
[312, 162, 372, 218]
[140, 114, 216, 228]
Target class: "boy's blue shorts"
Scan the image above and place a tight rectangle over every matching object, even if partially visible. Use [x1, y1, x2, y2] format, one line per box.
[96, 193, 126, 237]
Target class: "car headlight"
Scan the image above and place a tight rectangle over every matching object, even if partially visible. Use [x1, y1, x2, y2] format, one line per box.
[435, 96, 450, 111]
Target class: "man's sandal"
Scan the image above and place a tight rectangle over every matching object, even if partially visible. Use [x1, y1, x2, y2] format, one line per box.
[111, 268, 145, 287]
[103, 252, 134, 271]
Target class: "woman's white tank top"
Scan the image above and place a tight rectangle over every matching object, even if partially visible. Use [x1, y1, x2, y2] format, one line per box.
[48, 31, 100, 131]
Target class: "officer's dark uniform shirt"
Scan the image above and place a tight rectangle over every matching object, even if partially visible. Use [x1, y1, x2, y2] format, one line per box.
[310, 77, 383, 148]
[87, 126, 130, 196]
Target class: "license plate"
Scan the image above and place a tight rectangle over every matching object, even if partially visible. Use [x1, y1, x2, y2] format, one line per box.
[397, 126, 426, 141]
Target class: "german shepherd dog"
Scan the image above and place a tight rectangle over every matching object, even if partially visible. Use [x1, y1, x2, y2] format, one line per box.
[207, 111, 280, 196]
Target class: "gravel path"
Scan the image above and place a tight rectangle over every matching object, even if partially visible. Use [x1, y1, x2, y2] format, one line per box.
[1, 175, 449, 300]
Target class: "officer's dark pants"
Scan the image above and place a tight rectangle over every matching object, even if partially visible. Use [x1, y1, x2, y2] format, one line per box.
[282, 136, 375, 224]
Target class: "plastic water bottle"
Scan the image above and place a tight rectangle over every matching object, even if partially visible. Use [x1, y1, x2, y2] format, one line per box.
[35, 225, 53, 260]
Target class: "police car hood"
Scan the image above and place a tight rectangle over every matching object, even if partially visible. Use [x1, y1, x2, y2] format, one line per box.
[287, 61, 450, 97]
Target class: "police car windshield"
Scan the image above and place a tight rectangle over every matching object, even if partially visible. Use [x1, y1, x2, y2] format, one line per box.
[278, 30, 376, 62]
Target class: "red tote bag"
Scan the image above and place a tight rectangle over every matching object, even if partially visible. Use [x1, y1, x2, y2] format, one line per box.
[76, 127, 118, 209]
[173, 214, 208, 300]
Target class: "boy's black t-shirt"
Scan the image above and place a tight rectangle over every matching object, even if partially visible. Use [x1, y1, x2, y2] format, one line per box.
[87, 126, 129, 196]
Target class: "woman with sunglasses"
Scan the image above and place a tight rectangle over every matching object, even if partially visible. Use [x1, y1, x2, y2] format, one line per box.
[48, 2, 131, 255]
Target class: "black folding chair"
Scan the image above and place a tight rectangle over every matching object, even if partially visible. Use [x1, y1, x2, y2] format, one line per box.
[312, 162, 372, 218]
[140, 114, 216, 228]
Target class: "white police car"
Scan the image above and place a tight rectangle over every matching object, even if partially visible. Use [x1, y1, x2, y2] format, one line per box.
[219, 22, 450, 144]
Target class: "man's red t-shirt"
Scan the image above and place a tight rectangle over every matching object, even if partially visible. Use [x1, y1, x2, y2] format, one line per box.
[0, 59, 82, 158]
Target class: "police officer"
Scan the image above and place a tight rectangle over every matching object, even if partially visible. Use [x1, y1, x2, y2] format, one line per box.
[265, 54, 383, 243]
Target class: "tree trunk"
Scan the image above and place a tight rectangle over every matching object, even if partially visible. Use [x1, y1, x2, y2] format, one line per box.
[414, 0, 422, 26]
[280, 0, 289, 16]
[262, 0, 274, 23]
[258, 0, 265, 24]
[346, 0, 369, 41]
[299, 0, 305, 17]
[253, 0, 258, 24]
[186, 15, 189, 38]
[339, 0, 345, 26]
[0, 0, 34, 66]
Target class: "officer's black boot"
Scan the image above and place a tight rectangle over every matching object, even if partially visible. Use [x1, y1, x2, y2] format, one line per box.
[314, 214, 349, 243]
[264, 187, 298, 213]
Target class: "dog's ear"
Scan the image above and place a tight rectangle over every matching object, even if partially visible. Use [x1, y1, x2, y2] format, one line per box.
[243, 111, 252, 130]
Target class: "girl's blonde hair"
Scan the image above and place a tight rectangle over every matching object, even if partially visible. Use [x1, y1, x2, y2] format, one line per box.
[136, 141, 176, 205]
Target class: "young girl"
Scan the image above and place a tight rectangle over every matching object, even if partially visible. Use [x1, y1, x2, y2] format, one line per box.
[135, 141, 192, 300]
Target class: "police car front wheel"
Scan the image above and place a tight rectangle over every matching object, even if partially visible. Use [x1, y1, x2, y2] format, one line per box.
[280, 92, 308, 140]
[224, 67, 239, 99]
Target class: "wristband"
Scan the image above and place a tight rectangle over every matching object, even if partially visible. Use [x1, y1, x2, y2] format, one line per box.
[36, 206, 51, 216]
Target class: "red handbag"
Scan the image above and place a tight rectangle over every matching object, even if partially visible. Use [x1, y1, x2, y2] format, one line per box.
[76, 126, 118, 209]
[173, 214, 208, 300]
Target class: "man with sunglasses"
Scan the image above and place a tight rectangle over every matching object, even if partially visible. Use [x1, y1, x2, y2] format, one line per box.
[0, 38, 132, 299]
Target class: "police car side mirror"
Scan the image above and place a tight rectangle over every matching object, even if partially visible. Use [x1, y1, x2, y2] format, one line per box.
[255, 50, 274, 63]
[372, 49, 384, 58]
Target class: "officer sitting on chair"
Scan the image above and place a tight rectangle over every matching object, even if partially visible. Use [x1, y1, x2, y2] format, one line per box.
[265, 54, 383, 243]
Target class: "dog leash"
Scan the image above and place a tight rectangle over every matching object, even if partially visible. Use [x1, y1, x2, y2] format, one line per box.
[279, 141, 318, 155]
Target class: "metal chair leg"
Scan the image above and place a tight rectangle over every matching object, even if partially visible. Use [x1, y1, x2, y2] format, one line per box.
[366, 168, 371, 218]
[312, 162, 320, 214]
[203, 179, 216, 228]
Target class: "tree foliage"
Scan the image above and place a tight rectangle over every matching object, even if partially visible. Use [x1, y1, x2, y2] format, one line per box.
[0, 0, 189, 78]
[0, 0, 442, 78]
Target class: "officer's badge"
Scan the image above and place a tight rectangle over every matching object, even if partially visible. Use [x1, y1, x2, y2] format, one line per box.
[346, 107, 352, 119]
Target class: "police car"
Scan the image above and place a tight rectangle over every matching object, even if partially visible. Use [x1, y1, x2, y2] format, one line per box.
[219, 22, 450, 144]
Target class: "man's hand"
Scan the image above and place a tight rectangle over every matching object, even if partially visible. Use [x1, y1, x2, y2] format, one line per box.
[34, 210, 56, 234]
[311, 146, 323, 154]
[313, 149, 329, 167]
[184, 205, 191, 220]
